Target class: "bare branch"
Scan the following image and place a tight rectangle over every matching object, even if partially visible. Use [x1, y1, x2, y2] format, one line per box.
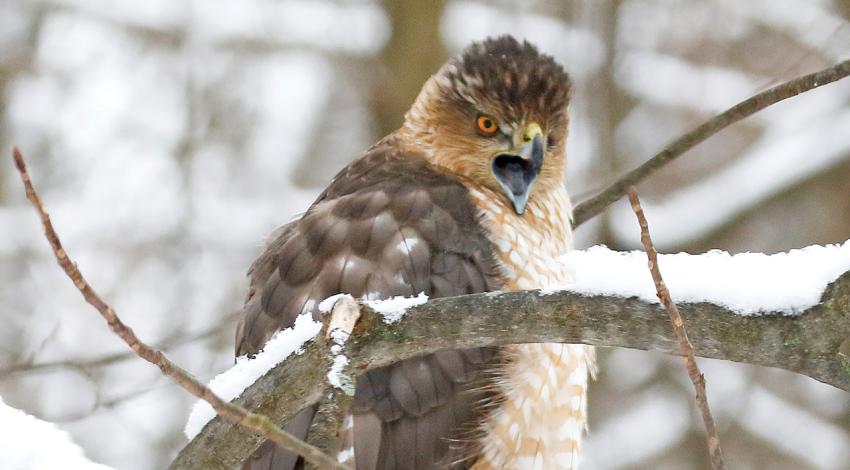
[11, 147, 347, 470]
[571, 58, 850, 228]
[174, 267, 850, 467]
[0, 313, 236, 377]
[627, 187, 724, 470]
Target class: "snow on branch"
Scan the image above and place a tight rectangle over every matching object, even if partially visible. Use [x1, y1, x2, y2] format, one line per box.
[184, 313, 323, 440]
[172, 240, 850, 468]
[555, 241, 850, 315]
[14, 56, 850, 470]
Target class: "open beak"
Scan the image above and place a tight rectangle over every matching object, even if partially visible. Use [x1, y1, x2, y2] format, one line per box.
[492, 122, 544, 215]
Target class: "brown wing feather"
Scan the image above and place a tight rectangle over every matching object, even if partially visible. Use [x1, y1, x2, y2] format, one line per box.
[237, 139, 503, 470]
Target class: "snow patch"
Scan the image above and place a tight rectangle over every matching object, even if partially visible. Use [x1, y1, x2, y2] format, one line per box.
[183, 313, 322, 439]
[0, 396, 114, 470]
[327, 355, 353, 395]
[337, 447, 355, 463]
[329, 328, 349, 355]
[326, 309, 354, 394]
[365, 292, 429, 323]
[542, 241, 850, 315]
[319, 293, 354, 313]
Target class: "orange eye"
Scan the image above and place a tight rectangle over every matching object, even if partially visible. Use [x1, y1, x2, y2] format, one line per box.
[476, 115, 499, 135]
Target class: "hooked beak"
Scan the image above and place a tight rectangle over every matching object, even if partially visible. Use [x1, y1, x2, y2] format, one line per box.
[492, 122, 544, 215]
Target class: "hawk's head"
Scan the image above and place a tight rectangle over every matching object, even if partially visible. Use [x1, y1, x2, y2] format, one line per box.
[401, 35, 572, 215]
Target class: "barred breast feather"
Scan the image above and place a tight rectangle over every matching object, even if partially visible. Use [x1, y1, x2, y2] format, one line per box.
[467, 184, 595, 470]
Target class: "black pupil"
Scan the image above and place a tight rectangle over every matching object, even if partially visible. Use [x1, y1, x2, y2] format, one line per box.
[482, 119, 492, 129]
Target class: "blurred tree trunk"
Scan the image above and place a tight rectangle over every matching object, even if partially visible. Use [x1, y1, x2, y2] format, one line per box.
[838, 0, 850, 19]
[372, 0, 447, 138]
[578, 0, 634, 249]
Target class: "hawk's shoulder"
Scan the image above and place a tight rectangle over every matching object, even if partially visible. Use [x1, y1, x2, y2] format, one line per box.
[313, 138, 465, 203]
[236, 138, 504, 470]
[236, 137, 501, 356]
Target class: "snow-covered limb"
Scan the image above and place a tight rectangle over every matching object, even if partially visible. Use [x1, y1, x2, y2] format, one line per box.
[173, 242, 850, 469]
[183, 292, 429, 437]
[0, 396, 113, 470]
[307, 295, 362, 466]
[550, 241, 850, 315]
[184, 313, 322, 439]
[183, 291, 428, 436]
[324, 294, 360, 395]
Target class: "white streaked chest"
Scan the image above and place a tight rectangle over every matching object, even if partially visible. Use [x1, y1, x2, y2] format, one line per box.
[468, 185, 594, 470]
[468, 184, 574, 289]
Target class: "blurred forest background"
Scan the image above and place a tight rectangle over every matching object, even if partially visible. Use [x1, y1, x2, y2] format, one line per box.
[2, 1, 850, 469]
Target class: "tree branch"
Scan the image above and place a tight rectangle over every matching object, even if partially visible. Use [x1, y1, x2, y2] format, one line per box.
[17, 57, 850, 470]
[0, 312, 236, 377]
[173, 267, 850, 468]
[305, 296, 361, 469]
[627, 187, 724, 470]
[571, 58, 850, 228]
[11, 147, 347, 470]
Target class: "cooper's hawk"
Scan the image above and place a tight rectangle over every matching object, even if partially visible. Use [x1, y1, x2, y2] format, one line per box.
[236, 36, 594, 470]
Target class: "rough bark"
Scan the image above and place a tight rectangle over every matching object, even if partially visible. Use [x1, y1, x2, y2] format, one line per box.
[171, 270, 850, 468]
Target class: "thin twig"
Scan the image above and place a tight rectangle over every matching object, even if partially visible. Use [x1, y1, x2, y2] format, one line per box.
[626, 186, 725, 470]
[572, 58, 850, 228]
[11, 147, 347, 470]
[0, 312, 236, 377]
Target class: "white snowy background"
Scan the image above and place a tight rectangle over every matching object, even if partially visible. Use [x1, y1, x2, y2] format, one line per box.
[1, 1, 849, 469]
